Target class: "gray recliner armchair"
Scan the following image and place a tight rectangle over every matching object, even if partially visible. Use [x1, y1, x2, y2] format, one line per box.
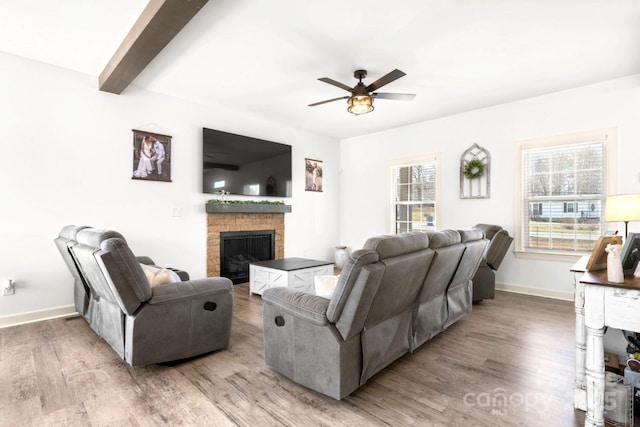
[55, 226, 234, 366]
[472, 224, 513, 302]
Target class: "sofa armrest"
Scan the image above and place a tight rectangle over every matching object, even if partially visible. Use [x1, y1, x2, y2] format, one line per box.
[262, 287, 330, 326]
[148, 277, 232, 305]
[168, 268, 190, 281]
[136, 256, 155, 265]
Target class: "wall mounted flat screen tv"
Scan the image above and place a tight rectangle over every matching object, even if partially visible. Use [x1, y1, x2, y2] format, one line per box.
[202, 128, 292, 197]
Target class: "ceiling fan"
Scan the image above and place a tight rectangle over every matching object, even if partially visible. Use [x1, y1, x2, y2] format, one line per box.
[308, 69, 416, 115]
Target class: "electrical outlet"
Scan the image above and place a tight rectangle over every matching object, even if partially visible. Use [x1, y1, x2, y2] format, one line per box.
[2, 279, 15, 296]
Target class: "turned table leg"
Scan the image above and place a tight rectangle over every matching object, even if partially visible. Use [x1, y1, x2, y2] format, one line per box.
[585, 325, 605, 427]
[574, 280, 587, 410]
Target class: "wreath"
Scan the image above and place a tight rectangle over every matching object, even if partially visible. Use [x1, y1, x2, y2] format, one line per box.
[463, 159, 485, 179]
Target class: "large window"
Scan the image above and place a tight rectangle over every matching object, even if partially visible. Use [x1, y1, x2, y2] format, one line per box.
[388, 154, 440, 233]
[515, 129, 616, 258]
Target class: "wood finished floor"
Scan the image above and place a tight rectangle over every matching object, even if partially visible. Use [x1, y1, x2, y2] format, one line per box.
[0, 286, 585, 426]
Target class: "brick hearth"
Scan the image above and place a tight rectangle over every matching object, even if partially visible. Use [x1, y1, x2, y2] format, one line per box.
[207, 212, 285, 277]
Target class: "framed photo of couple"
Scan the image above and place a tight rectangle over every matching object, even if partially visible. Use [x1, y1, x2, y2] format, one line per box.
[305, 158, 323, 192]
[132, 129, 172, 182]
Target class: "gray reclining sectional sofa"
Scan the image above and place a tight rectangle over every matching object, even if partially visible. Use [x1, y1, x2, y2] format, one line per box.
[54, 225, 234, 366]
[262, 229, 487, 400]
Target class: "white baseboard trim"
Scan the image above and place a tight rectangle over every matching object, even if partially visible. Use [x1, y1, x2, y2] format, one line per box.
[0, 283, 575, 328]
[495, 282, 573, 302]
[0, 305, 78, 329]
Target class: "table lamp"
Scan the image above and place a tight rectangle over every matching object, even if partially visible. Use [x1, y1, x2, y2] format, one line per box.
[604, 193, 640, 238]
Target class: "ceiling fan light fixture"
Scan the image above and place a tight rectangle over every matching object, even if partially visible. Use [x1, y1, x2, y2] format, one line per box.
[347, 95, 374, 115]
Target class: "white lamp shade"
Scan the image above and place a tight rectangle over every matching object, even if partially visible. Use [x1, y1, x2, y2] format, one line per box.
[605, 194, 640, 222]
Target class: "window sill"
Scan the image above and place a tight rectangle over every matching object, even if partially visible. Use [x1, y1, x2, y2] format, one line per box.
[513, 250, 584, 263]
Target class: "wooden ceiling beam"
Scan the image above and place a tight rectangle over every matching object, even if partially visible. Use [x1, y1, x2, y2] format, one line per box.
[99, 0, 209, 94]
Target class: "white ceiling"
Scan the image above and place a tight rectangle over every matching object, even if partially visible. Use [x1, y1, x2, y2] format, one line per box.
[2, 0, 640, 140]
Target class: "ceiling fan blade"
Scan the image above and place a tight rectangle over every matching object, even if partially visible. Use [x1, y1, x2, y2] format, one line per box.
[366, 69, 406, 92]
[308, 96, 349, 107]
[318, 77, 353, 93]
[372, 92, 416, 101]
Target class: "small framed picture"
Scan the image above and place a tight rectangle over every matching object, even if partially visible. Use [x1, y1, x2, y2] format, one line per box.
[305, 158, 323, 192]
[586, 235, 616, 271]
[132, 129, 172, 182]
[622, 232, 640, 274]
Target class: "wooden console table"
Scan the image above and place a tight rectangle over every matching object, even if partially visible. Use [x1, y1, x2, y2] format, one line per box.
[579, 269, 640, 427]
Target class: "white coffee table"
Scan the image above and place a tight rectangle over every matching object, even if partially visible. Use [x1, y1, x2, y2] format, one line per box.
[249, 257, 334, 296]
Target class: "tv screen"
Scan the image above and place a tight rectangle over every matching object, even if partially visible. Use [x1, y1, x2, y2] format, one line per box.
[202, 128, 292, 197]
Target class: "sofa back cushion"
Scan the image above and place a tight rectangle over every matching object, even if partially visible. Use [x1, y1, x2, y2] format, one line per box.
[54, 225, 91, 287]
[445, 229, 488, 326]
[484, 229, 513, 270]
[327, 232, 433, 341]
[362, 233, 433, 327]
[73, 228, 151, 315]
[473, 223, 503, 240]
[327, 249, 381, 338]
[362, 232, 430, 258]
[358, 233, 435, 383]
[98, 237, 152, 314]
[73, 229, 126, 305]
[450, 229, 487, 286]
[417, 229, 465, 303]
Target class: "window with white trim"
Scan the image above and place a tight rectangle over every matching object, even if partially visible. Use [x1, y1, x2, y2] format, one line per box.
[388, 154, 440, 233]
[515, 129, 616, 258]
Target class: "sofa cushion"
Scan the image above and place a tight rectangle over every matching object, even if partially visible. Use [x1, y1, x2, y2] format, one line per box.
[474, 223, 503, 240]
[58, 224, 90, 241]
[458, 228, 484, 242]
[427, 229, 461, 248]
[76, 228, 126, 247]
[363, 232, 429, 258]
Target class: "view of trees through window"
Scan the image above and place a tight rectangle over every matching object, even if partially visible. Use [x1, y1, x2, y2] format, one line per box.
[523, 142, 606, 252]
[391, 161, 437, 233]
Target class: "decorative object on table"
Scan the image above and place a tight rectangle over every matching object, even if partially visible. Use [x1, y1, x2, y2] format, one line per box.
[586, 234, 616, 271]
[460, 143, 490, 199]
[603, 372, 633, 427]
[334, 246, 348, 269]
[605, 193, 640, 238]
[305, 158, 323, 192]
[620, 232, 640, 275]
[132, 129, 172, 182]
[605, 235, 624, 283]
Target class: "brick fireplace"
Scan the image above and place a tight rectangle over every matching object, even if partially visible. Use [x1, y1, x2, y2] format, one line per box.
[207, 212, 285, 278]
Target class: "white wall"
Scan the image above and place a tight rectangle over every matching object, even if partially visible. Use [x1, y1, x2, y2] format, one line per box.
[3, 50, 640, 321]
[0, 52, 340, 319]
[339, 74, 640, 298]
